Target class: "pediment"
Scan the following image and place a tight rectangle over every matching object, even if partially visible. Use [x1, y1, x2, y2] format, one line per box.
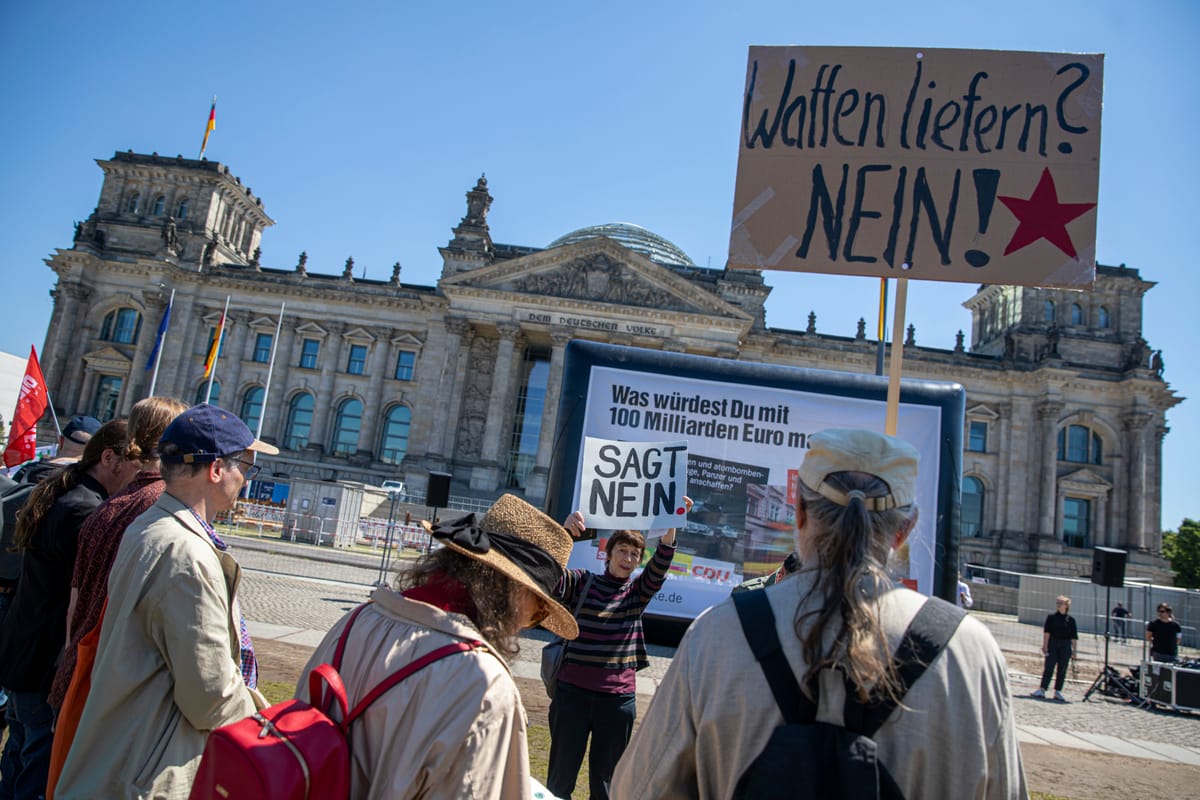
[295, 321, 328, 337]
[342, 327, 376, 344]
[966, 404, 1000, 421]
[1059, 467, 1112, 490]
[441, 237, 749, 321]
[391, 332, 424, 347]
[83, 346, 133, 370]
[248, 315, 279, 330]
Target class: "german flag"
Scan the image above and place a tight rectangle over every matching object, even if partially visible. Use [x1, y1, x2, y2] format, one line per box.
[203, 310, 224, 379]
[199, 97, 216, 159]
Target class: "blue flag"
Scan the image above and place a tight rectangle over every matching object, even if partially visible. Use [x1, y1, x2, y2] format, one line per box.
[144, 297, 173, 371]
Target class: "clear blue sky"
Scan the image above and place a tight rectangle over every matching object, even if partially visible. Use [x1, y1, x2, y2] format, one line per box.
[1, 1, 1196, 530]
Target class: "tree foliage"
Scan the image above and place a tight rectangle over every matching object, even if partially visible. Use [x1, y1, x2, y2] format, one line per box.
[1162, 519, 1200, 589]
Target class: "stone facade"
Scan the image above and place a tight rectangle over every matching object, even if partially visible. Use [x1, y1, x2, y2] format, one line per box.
[38, 152, 1181, 582]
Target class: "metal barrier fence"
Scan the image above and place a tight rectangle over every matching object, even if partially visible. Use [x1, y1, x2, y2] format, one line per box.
[963, 565, 1198, 668]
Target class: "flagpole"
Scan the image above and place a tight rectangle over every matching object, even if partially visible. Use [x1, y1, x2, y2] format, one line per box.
[256, 301, 285, 439]
[147, 288, 176, 397]
[205, 295, 230, 404]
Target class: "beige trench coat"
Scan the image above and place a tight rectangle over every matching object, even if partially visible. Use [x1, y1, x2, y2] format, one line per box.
[296, 586, 532, 800]
[56, 493, 261, 800]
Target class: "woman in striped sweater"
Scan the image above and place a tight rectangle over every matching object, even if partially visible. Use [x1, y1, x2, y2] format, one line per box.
[546, 496, 692, 800]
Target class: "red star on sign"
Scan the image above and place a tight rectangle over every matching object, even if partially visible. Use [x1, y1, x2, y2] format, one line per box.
[998, 168, 1096, 258]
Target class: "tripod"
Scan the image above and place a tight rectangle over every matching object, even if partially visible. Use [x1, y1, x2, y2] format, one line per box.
[1083, 585, 1145, 707]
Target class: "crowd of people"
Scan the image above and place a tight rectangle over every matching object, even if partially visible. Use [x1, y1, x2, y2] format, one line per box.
[0, 407, 1191, 798]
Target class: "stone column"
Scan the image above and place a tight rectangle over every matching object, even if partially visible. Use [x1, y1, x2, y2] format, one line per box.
[264, 315, 301, 440]
[430, 318, 472, 469]
[1036, 401, 1063, 537]
[309, 323, 346, 449]
[1150, 423, 1168, 549]
[472, 323, 521, 491]
[1123, 411, 1151, 550]
[123, 295, 167, 411]
[524, 329, 571, 503]
[358, 328, 393, 458]
[175, 302, 210, 400]
[994, 405, 1010, 533]
[220, 314, 248, 408]
[45, 283, 86, 402]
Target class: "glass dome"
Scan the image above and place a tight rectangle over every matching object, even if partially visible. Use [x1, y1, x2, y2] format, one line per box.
[548, 223, 695, 267]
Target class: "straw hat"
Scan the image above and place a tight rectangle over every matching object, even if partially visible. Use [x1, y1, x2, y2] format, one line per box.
[422, 494, 578, 639]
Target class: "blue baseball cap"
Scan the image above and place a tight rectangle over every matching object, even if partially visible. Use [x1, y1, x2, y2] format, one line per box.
[159, 403, 279, 464]
[63, 415, 102, 445]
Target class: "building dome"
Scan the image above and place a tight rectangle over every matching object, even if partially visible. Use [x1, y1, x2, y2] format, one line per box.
[548, 223, 695, 267]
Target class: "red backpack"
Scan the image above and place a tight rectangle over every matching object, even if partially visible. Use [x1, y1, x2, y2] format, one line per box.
[189, 603, 483, 800]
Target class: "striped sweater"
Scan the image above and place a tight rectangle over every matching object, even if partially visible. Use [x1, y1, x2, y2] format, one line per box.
[555, 540, 676, 693]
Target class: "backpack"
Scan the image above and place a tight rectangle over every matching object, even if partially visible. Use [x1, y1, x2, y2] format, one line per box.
[0, 479, 36, 582]
[189, 603, 485, 800]
[730, 590, 965, 800]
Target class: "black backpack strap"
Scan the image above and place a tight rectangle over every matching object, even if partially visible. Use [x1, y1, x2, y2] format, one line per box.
[733, 590, 816, 725]
[842, 597, 966, 737]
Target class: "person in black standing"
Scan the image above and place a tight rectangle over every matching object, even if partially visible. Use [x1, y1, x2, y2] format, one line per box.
[1032, 595, 1077, 701]
[1111, 601, 1130, 643]
[1146, 603, 1183, 663]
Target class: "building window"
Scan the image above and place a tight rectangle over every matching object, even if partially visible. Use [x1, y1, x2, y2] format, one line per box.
[125, 193, 139, 214]
[962, 477, 985, 538]
[330, 398, 363, 456]
[99, 308, 142, 345]
[195, 380, 220, 406]
[284, 393, 314, 450]
[394, 351, 415, 381]
[1062, 497, 1091, 548]
[1070, 303, 1084, 325]
[299, 339, 320, 369]
[151, 195, 166, 216]
[177, 198, 189, 220]
[253, 333, 273, 363]
[967, 420, 988, 452]
[240, 386, 265, 434]
[1057, 424, 1102, 465]
[1044, 299, 1055, 322]
[1098, 306, 1110, 328]
[346, 344, 368, 375]
[505, 348, 550, 489]
[379, 405, 411, 465]
[91, 376, 123, 422]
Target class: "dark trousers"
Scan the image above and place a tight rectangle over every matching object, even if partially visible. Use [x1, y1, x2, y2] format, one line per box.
[1040, 640, 1073, 691]
[547, 681, 636, 800]
[0, 691, 53, 800]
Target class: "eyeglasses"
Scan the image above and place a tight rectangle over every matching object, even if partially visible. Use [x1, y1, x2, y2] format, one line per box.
[227, 457, 261, 480]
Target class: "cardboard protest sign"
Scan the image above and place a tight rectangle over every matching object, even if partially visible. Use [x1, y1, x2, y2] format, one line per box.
[729, 46, 1103, 289]
[579, 437, 689, 529]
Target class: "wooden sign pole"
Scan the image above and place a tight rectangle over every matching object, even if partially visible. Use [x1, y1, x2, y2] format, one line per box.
[884, 277, 909, 436]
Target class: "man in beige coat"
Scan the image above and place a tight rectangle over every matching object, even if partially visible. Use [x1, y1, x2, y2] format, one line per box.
[57, 404, 277, 799]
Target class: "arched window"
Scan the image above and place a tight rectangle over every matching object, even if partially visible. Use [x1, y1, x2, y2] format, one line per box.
[99, 308, 143, 344]
[125, 193, 139, 214]
[1071, 303, 1084, 325]
[1057, 424, 1103, 465]
[195, 380, 220, 406]
[1098, 306, 1110, 329]
[330, 398, 363, 456]
[151, 195, 166, 216]
[240, 387, 265, 433]
[1044, 299, 1056, 322]
[285, 393, 314, 450]
[379, 405, 411, 465]
[177, 198, 190, 220]
[962, 477, 985, 538]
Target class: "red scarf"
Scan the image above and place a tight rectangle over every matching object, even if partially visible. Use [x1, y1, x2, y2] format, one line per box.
[401, 572, 477, 618]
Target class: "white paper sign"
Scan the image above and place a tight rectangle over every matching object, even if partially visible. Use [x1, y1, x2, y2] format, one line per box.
[578, 437, 689, 529]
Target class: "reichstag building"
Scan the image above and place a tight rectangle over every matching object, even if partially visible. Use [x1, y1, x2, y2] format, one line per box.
[37, 151, 1179, 581]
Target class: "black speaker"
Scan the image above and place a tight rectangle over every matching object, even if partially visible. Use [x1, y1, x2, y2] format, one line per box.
[426, 472, 452, 508]
[1091, 546, 1127, 588]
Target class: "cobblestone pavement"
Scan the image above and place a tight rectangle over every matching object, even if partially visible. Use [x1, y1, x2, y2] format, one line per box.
[232, 539, 1200, 761]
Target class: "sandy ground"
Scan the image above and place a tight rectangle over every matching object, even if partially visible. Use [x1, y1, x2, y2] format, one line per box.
[256, 639, 1200, 800]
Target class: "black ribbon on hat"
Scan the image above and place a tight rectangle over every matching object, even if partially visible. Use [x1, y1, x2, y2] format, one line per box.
[430, 513, 561, 596]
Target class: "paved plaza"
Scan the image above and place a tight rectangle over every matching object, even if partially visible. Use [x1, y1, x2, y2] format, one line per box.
[230, 535, 1200, 767]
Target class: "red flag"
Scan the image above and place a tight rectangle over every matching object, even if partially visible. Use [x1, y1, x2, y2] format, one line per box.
[3, 346, 50, 468]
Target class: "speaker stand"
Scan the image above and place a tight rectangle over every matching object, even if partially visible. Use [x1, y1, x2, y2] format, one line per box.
[1083, 585, 1147, 707]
